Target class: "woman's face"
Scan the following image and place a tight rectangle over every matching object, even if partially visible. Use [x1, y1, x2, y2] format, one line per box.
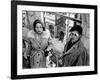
[35, 23, 43, 34]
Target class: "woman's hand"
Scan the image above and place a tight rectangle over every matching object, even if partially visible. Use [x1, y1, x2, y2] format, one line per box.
[58, 59, 63, 65]
[59, 53, 63, 58]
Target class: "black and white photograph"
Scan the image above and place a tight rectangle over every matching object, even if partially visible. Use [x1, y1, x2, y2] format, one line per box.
[11, 1, 97, 79]
[22, 11, 90, 68]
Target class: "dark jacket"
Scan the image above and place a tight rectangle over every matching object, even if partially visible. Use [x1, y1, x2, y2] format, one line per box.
[62, 40, 89, 66]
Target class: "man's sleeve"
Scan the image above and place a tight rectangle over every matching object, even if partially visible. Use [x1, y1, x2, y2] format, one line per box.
[63, 52, 82, 66]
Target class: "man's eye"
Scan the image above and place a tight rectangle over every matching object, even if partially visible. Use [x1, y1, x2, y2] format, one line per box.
[74, 34, 76, 36]
[40, 26, 42, 28]
[70, 33, 74, 35]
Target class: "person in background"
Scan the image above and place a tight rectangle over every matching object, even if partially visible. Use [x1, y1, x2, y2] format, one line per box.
[47, 31, 66, 67]
[61, 25, 89, 66]
[27, 19, 51, 68]
[22, 11, 30, 68]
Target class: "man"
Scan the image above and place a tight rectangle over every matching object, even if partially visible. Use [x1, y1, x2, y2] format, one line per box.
[62, 25, 89, 66]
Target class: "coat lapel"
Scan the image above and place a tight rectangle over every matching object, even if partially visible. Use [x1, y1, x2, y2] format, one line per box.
[63, 40, 81, 56]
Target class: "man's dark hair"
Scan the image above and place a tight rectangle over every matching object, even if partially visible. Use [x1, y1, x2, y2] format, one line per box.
[33, 19, 45, 32]
[70, 25, 83, 35]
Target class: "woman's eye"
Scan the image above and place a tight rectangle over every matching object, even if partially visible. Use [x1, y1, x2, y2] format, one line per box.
[36, 26, 39, 28]
[40, 26, 42, 28]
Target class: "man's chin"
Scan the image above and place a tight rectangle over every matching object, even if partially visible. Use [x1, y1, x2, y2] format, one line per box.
[71, 39, 76, 43]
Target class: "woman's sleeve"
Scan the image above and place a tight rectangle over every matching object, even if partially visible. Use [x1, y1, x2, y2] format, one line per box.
[45, 29, 53, 50]
[27, 30, 34, 39]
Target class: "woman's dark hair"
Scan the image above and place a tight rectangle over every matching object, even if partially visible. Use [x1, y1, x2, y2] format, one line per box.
[33, 19, 45, 32]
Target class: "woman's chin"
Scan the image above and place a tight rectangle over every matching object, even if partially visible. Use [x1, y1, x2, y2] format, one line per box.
[37, 32, 43, 34]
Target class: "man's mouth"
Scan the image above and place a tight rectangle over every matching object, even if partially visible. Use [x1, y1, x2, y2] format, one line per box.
[38, 31, 41, 33]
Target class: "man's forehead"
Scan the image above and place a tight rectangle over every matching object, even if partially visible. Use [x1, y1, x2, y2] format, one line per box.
[70, 31, 79, 34]
[69, 31, 79, 37]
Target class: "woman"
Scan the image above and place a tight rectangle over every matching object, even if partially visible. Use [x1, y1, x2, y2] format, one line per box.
[27, 19, 51, 68]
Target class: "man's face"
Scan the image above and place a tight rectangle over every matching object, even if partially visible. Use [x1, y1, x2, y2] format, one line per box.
[69, 31, 80, 43]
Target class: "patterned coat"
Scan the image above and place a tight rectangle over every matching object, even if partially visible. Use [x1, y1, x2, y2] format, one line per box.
[27, 29, 50, 68]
